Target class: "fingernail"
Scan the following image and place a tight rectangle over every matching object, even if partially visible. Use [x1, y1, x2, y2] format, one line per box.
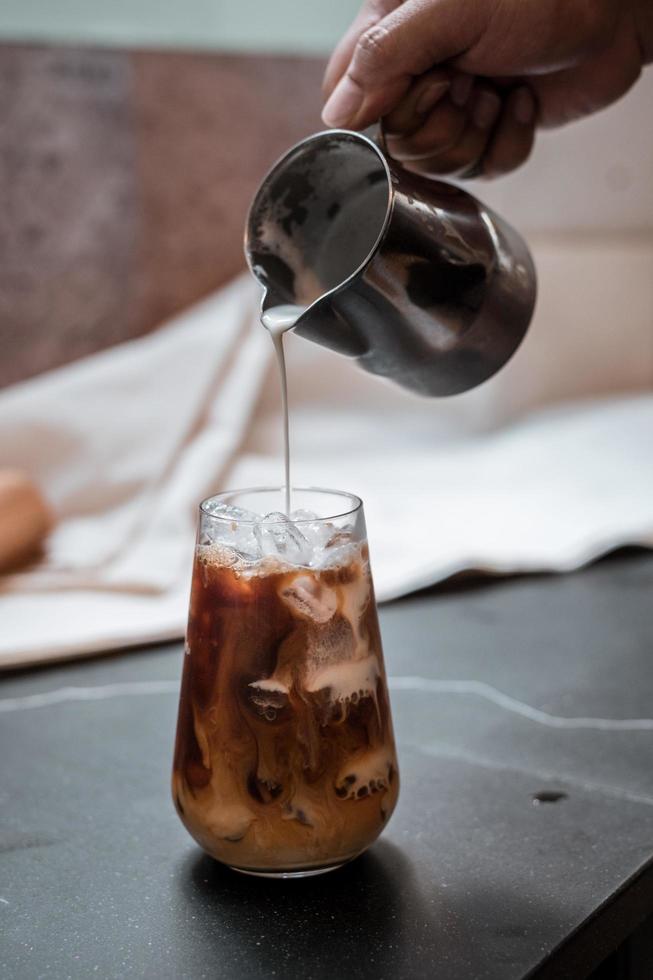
[472, 90, 501, 130]
[450, 74, 474, 107]
[513, 87, 535, 125]
[415, 79, 450, 115]
[322, 75, 364, 128]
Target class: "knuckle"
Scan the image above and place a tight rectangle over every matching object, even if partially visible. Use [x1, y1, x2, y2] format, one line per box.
[356, 23, 394, 67]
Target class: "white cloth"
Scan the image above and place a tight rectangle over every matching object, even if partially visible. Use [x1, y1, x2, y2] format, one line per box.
[0, 277, 269, 666]
[1, 273, 652, 668]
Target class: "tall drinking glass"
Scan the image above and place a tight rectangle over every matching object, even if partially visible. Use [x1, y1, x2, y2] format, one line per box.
[172, 487, 399, 878]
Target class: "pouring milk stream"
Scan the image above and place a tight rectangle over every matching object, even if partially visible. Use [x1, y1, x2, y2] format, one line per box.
[170, 129, 537, 882]
[248, 129, 537, 512]
[260, 304, 305, 514]
[245, 130, 536, 436]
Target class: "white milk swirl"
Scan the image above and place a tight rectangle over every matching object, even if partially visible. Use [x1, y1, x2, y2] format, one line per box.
[260, 305, 306, 515]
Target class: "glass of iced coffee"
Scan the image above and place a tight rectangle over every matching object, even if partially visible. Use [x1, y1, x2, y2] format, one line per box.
[172, 487, 399, 878]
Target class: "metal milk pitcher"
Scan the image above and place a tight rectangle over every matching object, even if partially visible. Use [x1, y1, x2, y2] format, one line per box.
[245, 129, 536, 397]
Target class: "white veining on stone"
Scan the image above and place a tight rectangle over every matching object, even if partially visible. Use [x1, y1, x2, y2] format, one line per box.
[388, 676, 653, 731]
[407, 739, 653, 807]
[0, 681, 179, 713]
[0, 897, 9, 905]
[1, 676, 653, 735]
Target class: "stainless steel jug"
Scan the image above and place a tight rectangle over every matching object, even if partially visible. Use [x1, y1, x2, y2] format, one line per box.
[245, 129, 536, 397]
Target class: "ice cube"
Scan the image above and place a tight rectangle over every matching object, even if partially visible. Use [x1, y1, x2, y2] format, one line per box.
[318, 544, 356, 569]
[230, 523, 260, 561]
[287, 512, 334, 554]
[280, 574, 337, 623]
[203, 501, 259, 523]
[289, 509, 318, 522]
[325, 529, 353, 549]
[201, 501, 262, 558]
[254, 512, 310, 564]
[309, 523, 337, 552]
[282, 513, 357, 563]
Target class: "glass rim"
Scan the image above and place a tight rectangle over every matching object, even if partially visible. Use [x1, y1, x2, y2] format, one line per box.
[199, 486, 363, 526]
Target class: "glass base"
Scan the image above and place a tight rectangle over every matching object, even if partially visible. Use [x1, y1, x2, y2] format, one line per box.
[230, 861, 347, 879]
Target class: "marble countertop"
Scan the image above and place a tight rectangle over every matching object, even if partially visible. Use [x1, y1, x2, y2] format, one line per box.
[2, 553, 653, 979]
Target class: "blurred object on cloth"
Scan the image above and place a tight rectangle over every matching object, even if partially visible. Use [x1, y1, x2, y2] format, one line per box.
[1, 273, 652, 669]
[0, 469, 53, 573]
[0, 276, 267, 667]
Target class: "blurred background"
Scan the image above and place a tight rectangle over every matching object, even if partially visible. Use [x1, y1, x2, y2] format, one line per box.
[3, 15, 653, 978]
[1, 0, 652, 398]
[0, 1, 356, 54]
[1, 2, 652, 666]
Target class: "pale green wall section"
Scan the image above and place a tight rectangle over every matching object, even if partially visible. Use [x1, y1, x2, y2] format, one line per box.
[0, 0, 359, 54]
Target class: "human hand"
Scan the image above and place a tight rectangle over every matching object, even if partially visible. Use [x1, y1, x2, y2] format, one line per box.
[322, 0, 650, 178]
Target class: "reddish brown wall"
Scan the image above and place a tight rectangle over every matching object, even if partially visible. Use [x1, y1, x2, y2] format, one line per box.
[0, 44, 324, 388]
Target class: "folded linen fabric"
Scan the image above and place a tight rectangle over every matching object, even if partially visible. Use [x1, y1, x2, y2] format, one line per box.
[1, 272, 652, 668]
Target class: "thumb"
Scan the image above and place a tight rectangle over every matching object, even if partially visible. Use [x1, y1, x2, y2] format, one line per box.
[322, 0, 489, 129]
[323, 0, 400, 101]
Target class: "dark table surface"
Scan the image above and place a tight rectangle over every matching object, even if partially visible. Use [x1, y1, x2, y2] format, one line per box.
[2, 553, 653, 980]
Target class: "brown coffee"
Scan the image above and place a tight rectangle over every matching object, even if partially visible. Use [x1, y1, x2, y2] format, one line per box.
[173, 538, 399, 875]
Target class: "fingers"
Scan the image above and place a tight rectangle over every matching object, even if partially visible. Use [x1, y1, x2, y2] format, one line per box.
[382, 68, 452, 137]
[389, 83, 502, 178]
[322, 0, 490, 129]
[383, 75, 537, 180]
[385, 92, 468, 161]
[322, 0, 633, 136]
[322, 0, 400, 101]
[481, 87, 536, 177]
